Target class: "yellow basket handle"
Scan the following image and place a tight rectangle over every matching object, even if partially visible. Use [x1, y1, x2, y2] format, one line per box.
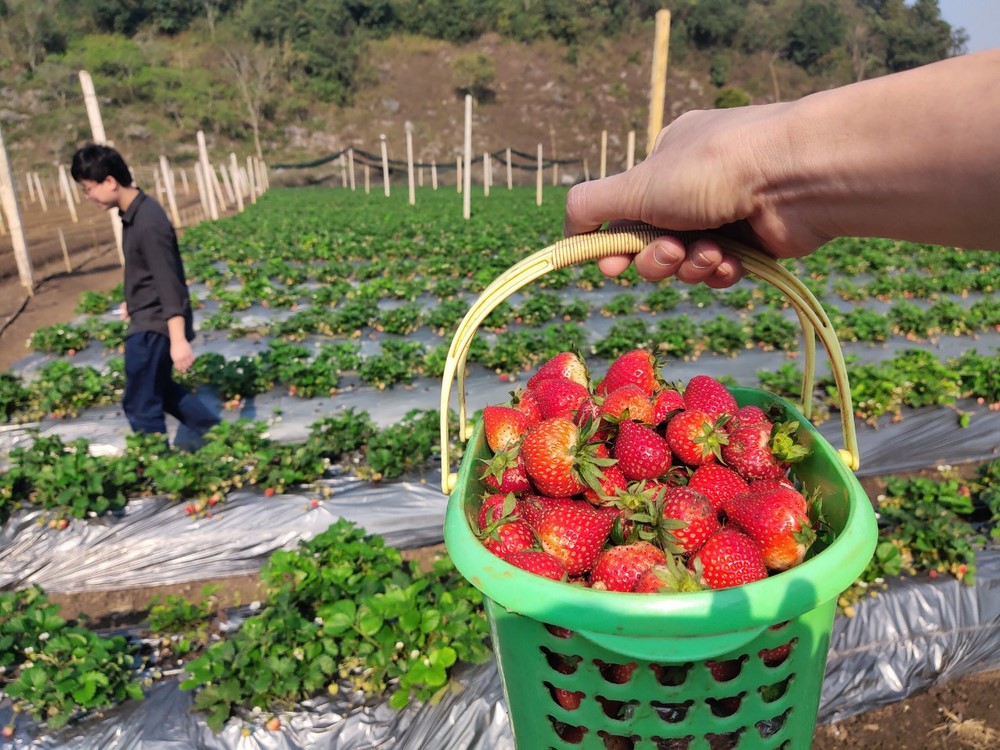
[439, 225, 859, 494]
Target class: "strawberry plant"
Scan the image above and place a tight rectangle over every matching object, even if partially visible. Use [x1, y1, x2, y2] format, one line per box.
[0, 372, 30, 424]
[27, 324, 89, 355]
[82, 318, 128, 351]
[74, 290, 114, 315]
[652, 316, 699, 358]
[644, 285, 681, 312]
[593, 318, 651, 359]
[363, 409, 446, 480]
[0, 587, 143, 730]
[358, 340, 426, 389]
[700, 315, 749, 355]
[749, 310, 797, 351]
[376, 302, 424, 335]
[180, 520, 491, 730]
[600, 293, 638, 318]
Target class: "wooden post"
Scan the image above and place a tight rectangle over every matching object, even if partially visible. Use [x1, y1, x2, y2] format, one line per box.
[339, 152, 347, 188]
[405, 122, 415, 206]
[196, 130, 219, 220]
[584, 158, 590, 181]
[180, 168, 190, 195]
[58, 228, 72, 272]
[506, 147, 512, 190]
[154, 165, 165, 204]
[348, 148, 356, 191]
[245, 156, 257, 205]
[194, 162, 210, 220]
[483, 152, 489, 197]
[0, 121, 33, 294]
[431, 160, 438, 190]
[627, 130, 636, 171]
[600, 130, 608, 179]
[229, 153, 244, 213]
[456, 155, 462, 194]
[647, 9, 672, 157]
[79, 69, 124, 266]
[379, 134, 390, 197]
[259, 160, 269, 191]
[159, 156, 182, 226]
[33, 173, 48, 212]
[210, 164, 229, 211]
[58, 165, 79, 223]
[218, 162, 235, 205]
[364, 163, 370, 194]
[536, 143, 543, 206]
[463, 94, 472, 220]
[418, 166, 423, 187]
[25, 172, 36, 203]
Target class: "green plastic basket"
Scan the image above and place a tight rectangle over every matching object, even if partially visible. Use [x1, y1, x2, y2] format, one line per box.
[439, 227, 879, 750]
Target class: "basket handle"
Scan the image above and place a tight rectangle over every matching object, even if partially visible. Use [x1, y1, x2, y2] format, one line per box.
[439, 225, 859, 494]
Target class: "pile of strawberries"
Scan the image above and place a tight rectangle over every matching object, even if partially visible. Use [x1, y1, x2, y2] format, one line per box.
[475, 349, 819, 594]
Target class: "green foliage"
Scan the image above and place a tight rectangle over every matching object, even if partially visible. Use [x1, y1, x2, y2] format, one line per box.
[785, 0, 845, 72]
[450, 52, 496, 100]
[180, 520, 491, 730]
[714, 85, 750, 109]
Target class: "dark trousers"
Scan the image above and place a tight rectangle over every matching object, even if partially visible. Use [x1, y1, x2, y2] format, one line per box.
[123, 331, 219, 437]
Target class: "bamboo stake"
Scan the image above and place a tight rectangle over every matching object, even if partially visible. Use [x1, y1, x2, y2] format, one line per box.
[627, 130, 636, 171]
[194, 162, 210, 220]
[160, 156, 182, 227]
[647, 9, 672, 156]
[25, 172, 36, 203]
[379, 134, 390, 197]
[364, 163, 370, 194]
[196, 131, 219, 220]
[218, 162, 235, 205]
[79, 69, 124, 266]
[58, 165, 78, 223]
[340, 152, 347, 188]
[463, 94, 472, 220]
[229, 153, 244, 213]
[536, 144, 543, 206]
[245, 157, 256, 204]
[483, 152, 490, 197]
[600, 130, 608, 179]
[432, 160, 438, 190]
[506, 147, 512, 190]
[456, 156, 462, 194]
[57, 228, 72, 272]
[210, 164, 229, 211]
[33, 173, 48, 212]
[348, 148, 356, 191]
[405, 122, 415, 206]
[0, 121, 32, 294]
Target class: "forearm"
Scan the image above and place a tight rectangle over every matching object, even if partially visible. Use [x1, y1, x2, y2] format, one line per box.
[761, 50, 1000, 250]
[166, 316, 187, 344]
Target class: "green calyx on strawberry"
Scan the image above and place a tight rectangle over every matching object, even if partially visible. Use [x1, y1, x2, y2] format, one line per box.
[634, 553, 708, 594]
[721, 419, 810, 481]
[479, 448, 532, 494]
[665, 409, 730, 466]
[520, 416, 616, 498]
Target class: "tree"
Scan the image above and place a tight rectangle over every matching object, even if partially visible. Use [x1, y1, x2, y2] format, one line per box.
[221, 43, 277, 159]
[785, 0, 846, 72]
[0, 0, 67, 74]
[881, 0, 962, 72]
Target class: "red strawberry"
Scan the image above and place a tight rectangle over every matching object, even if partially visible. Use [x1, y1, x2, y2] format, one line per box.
[722, 420, 810, 481]
[687, 464, 750, 512]
[536, 500, 615, 575]
[665, 409, 727, 466]
[597, 349, 660, 396]
[634, 555, 707, 593]
[477, 492, 519, 530]
[728, 404, 770, 431]
[660, 486, 721, 556]
[581, 460, 628, 506]
[760, 642, 792, 667]
[612, 419, 672, 480]
[479, 449, 532, 494]
[528, 351, 589, 390]
[520, 494, 577, 528]
[482, 405, 531, 452]
[532, 377, 590, 420]
[589, 541, 666, 592]
[594, 660, 637, 684]
[521, 418, 612, 498]
[551, 684, 584, 711]
[683, 375, 738, 418]
[598, 384, 654, 424]
[724, 489, 816, 571]
[505, 550, 568, 581]
[651, 387, 685, 425]
[481, 518, 534, 559]
[690, 528, 768, 590]
[510, 387, 543, 423]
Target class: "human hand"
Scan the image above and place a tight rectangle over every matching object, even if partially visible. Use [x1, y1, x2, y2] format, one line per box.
[564, 103, 828, 288]
[171, 339, 195, 373]
[119, 302, 129, 322]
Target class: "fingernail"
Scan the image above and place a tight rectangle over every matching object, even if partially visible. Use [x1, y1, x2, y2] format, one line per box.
[653, 245, 676, 266]
[690, 251, 712, 270]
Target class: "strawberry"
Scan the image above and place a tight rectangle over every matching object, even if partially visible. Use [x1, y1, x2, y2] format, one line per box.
[505, 550, 568, 581]
[510, 386, 543, 423]
[665, 409, 728, 466]
[760, 642, 792, 667]
[551, 683, 584, 711]
[597, 349, 661, 396]
[683, 375, 738, 418]
[634, 555, 707, 593]
[660, 486, 721, 555]
[521, 417, 612, 498]
[527, 351, 589, 390]
[482, 405, 531, 452]
[536, 499, 615, 575]
[531, 377, 590, 420]
[520, 494, 577, 528]
[481, 518, 535, 559]
[722, 420, 810, 481]
[477, 492, 519, 530]
[613, 419, 672, 480]
[598, 383, 654, 424]
[594, 660, 637, 684]
[687, 464, 750, 512]
[690, 528, 768, 590]
[724, 488, 816, 571]
[581, 459, 628, 506]
[589, 541, 666, 592]
[651, 387, 685, 425]
[728, 404, 770, 431]
[479, 449, 532, 494]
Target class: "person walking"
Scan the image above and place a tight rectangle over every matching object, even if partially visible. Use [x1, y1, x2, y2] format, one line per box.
[71, 143, 219, 441]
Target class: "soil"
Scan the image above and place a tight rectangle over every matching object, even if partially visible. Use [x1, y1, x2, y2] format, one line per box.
[2, 201, 999, 749]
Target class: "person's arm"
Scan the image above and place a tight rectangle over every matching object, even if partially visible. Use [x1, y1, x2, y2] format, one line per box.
[141, 203, 195, 370]
[166, 316, 194, 372]
[564, 50, 1000, 287]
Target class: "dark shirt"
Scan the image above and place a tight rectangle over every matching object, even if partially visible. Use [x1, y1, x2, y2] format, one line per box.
[120, 191, 194, 341]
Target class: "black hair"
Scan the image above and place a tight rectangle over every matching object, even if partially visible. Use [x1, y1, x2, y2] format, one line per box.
[70, 143, 133, 186]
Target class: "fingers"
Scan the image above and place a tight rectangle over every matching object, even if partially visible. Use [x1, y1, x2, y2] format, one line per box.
[631, 236, 744, 288]
[564, 172, 646, 237]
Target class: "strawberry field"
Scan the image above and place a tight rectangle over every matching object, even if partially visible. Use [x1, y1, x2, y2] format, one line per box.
[0, 185, 998, 747]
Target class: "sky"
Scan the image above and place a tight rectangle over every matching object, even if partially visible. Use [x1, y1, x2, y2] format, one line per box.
[936, 0, 1000, 53]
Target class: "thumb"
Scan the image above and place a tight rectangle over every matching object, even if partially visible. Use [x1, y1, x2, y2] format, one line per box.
[563, 170, 652, 237]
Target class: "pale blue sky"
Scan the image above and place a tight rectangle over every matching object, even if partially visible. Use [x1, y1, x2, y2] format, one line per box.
[937, 0, 1000, 53]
